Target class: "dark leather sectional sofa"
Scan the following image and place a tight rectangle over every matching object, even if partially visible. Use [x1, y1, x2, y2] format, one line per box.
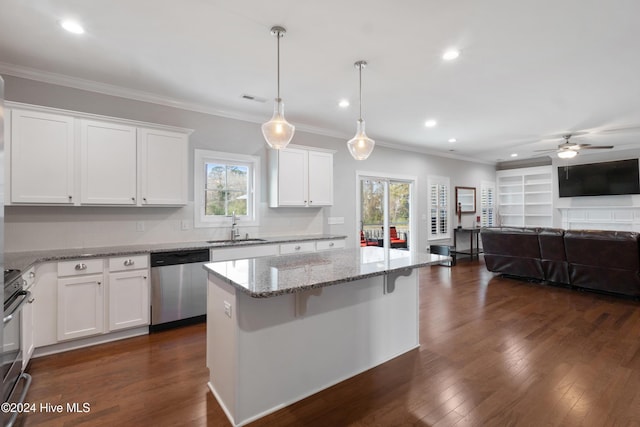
[481, 227, 640, 297]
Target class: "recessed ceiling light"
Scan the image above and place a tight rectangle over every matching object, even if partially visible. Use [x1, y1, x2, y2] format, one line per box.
[60, 19, 85, 34]
[510, 153, 518, 157]
[338, 99, 350, 108]
[448, 138, 457, 143]
[424, 119, 437, 128]
[442, 49, 460, 61]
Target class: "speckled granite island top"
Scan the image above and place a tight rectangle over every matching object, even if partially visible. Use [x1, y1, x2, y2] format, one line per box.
[4, 234, 346, 272]
[204, 246, 448, 298]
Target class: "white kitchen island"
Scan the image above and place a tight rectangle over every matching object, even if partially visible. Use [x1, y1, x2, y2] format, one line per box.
[204, 247, 446, 426]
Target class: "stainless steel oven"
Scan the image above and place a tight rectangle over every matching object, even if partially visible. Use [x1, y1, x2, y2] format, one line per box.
[2, 269, 32, 427]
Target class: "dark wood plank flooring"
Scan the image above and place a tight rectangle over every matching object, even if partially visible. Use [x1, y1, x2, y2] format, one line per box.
[18, 258, 640, 426]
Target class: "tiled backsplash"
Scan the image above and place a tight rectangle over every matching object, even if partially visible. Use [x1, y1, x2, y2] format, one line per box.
[5, 202, 327, 251]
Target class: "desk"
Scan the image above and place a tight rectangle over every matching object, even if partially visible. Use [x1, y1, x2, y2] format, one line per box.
[453, 227, 482, 260]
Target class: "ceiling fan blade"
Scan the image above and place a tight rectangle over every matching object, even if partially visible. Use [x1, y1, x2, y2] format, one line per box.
[580, 145, 614, 150]
[533, 149, 558, 153]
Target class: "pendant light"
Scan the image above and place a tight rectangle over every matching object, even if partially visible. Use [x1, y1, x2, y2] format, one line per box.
[347, 60, 375, 160]
[262, 26, 295, 149]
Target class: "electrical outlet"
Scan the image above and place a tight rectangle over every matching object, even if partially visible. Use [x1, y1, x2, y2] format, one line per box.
[136, 221, 145, 232]
[181, 220, 190, 231]
[224, 301, 232, 318]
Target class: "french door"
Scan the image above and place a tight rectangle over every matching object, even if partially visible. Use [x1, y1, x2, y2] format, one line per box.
[357, 173, 415, 251]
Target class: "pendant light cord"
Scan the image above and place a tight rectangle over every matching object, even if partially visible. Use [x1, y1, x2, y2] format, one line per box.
[276, 31, 281, 99]
[358, 63, 362, 120]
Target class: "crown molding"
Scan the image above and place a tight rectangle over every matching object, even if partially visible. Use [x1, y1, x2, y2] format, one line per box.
[0, 61, 267, 122]
[0, 61, 495, 165]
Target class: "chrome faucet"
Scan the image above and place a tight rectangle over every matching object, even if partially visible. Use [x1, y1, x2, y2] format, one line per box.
[230, 212, 240, 241]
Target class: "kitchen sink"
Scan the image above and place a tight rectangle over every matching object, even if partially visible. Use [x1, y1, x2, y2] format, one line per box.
[207, 238, 267, 244]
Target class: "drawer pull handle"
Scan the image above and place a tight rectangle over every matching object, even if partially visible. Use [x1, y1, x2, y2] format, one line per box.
[295, 246, 301, 250]
[28, 298, 35, 304]
[75, 263, 87, 271]
[97, 281, 102, 286]
[329, 242, 334, 247]
[124, 259, 135, 266]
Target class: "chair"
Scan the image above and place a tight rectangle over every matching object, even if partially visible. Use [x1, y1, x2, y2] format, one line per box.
[389, 226, 407, 248]
[361, 231, 379, 247]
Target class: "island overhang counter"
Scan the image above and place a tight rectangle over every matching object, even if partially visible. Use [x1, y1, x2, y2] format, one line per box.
[204, 247, 447, 426]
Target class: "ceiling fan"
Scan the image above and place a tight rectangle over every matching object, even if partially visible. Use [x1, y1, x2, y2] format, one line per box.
[535, 134, 614, 159]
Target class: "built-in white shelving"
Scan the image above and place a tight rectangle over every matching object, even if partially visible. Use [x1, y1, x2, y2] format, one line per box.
[497, 166, 553, 227]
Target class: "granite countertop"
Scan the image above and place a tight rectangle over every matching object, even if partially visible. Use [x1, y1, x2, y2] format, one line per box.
[4, 234, 346, 273]
[204, 246, 448, 298]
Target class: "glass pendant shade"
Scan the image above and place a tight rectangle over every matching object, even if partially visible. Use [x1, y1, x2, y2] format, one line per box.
[262, 98, 295, 149]
[347, 119, 375, 160]
[557, 149, 577, 159]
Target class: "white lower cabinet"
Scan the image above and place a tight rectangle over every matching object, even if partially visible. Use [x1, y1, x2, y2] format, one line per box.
[316, 239, 346, 251]
[108, 264, 149, 331]
[279, 241, 316, 255]
[21, 267, 37, 369]
[33, 255, 150, 348]
[211, 244, 279, 261]
[57, 273, 105, 341]
[32, 263, 57, 348]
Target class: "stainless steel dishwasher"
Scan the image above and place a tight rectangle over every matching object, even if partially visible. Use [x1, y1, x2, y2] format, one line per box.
[150, 249, 210, 332]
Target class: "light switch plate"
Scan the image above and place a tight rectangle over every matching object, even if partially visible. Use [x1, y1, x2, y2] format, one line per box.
[327, 217, 344, 225]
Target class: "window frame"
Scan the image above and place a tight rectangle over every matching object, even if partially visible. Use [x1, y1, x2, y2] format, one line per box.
[480, 180, 496, 227]
[194, 149, 260, 228]
[427, 175, 451, 241]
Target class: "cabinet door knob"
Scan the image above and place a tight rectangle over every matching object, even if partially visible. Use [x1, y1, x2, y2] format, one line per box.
[143, 276, 148, 280]
[29, 271, 36, 279]
[75, 263, 87, 271]
[143, 197, 147, 203]
[97, 281, 102, 285]
[131, 197, 136, 202]
[124, 259, 135, 266]
[295, 245, 301, 250]
[28, 298, 35, 304]
[68, 195, 73, 201]
[329, 242, 334, 247]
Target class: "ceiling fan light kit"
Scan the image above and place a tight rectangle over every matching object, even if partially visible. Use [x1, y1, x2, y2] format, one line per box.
[262, 26, 295, 150]
[347, 60, 375, 161]
[533, 134, 615, 159]
[557, 149, 578, 159]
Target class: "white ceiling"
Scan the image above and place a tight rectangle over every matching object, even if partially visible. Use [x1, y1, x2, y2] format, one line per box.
[1, 0, 640, 163]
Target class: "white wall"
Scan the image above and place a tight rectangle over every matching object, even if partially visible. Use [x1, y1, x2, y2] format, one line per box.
[3, 75, 496, 251]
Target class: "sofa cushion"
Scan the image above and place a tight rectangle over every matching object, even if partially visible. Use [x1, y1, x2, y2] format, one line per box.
[564, 230, 640, 270]
[564, 229, 640, 295]
[538, 228, 569, 284]
[481, 227, 544, 280]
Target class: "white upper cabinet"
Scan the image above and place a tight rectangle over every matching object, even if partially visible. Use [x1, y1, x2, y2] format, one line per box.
[273, 147, 308, 206]
[307, 150, 333, 206]
[138, 128, 188, 206]
[80, 119, 138, 205]
[10, 108, 75, 204]
[269, 145, 334, 207]
[5, 103, 191, 207]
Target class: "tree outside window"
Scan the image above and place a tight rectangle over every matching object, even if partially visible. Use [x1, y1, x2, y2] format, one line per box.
[205, 163, 248, 216]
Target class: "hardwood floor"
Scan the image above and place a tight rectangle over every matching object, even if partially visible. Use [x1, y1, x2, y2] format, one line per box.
[18, 258, 640, 426]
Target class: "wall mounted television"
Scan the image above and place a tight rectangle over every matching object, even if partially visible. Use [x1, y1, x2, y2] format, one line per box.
[558, 158, 640, 198]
